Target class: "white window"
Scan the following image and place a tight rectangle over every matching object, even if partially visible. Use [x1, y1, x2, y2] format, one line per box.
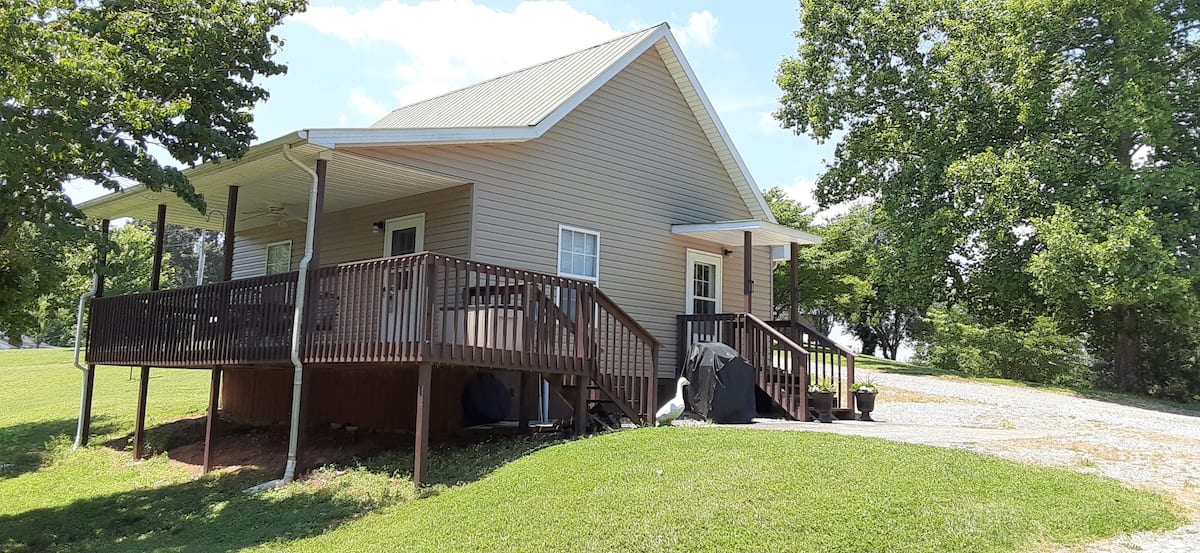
[383, 213, 425, 257]
[265, 240, 292, 275]
[557, 225, 599, 282]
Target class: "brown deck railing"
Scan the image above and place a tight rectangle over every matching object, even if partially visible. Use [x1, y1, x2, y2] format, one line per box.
[677, 313, 811, 420]
[593, 289, 659, 421]
[86, 252, 660, 421]
[765, 319, 856, 415]
[88, 272, 299, 366]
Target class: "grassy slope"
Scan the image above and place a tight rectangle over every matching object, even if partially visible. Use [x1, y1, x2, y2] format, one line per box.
[0, 349, 1185, 552]
[287, 428, 1178, 553]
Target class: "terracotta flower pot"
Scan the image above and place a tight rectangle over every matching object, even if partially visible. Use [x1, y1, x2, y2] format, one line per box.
[809, 391, 835, 423]
[854, 391, 877, 422]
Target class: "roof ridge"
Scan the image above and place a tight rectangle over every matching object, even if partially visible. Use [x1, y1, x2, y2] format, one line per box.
[373, 22, 667, 122]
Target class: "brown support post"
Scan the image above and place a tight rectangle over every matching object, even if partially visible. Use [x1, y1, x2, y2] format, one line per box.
[847, 355, 856, 420]
[574, 376, 588, 435]
[413, 361, 432, 487]
[518, 371, 533, 435]
[676, 316, 687, 376]
[649, 344, 660, 426]
[80, 219, 109, 447]
[222, 185, 239, 282]
[202, 186, 237, 468]
[789, 242, 800, 323]
[202, 367, 222, 473]
[132, 372, 151, 458]
[133, 205, 167, 460]
[309, 160, 327, 270]
[150, 204, 167, 289]
[743, 230, 754, 314]
[297, 158, 328, 454]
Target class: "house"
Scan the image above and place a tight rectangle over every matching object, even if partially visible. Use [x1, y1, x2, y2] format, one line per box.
[74, 23, 853, 486]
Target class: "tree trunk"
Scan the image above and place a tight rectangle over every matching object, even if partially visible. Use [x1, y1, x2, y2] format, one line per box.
[852, 324, 878, 356]
[881, 341, 897, 360]
[1112, 305, 1140, 392]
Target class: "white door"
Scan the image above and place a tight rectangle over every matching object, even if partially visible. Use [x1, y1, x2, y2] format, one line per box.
[685, 250, 723, 343]
[685, 250, 722, 315]
[381, 214, 425, 342]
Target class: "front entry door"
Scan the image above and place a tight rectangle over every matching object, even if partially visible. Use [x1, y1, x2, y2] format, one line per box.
[686, 250, 722, 315]
[685, 250, 723, 342]
[381, 214, 426, 342]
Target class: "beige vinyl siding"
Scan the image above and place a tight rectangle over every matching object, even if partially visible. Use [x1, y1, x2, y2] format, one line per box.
[231, 184, 471, 280]
[354, 48, 774, 376]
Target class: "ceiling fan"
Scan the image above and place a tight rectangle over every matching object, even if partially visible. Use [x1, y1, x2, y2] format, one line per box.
[242, 202, 307, 227]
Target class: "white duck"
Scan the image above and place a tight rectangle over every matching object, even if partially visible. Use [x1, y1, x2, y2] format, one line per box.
[655, 376, 690, 426]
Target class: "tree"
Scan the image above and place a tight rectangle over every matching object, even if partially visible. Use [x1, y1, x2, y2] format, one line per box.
[160, 224, 224, 288]
[0, 0, 305, 338]
[765, 189, 921, 359]
[0, 222, 74, 342]
[36, 222, 169, 346]
[776, 0, 1200, 394]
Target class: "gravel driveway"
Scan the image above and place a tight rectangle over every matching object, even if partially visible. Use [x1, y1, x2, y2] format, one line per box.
[738, 368, 1200, 552]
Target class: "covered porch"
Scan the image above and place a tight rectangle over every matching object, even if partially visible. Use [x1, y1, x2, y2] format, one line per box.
[75, 135, 658, 487]
[670, 220, 857, 422]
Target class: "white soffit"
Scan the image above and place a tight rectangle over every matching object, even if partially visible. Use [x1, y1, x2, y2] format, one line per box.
[672, 220, 822, 247]
[76, 137, 468, 231]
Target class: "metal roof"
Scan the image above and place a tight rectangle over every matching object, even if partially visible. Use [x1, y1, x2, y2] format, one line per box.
[77, 23, 779, 226]
[370, 25, 662, 129]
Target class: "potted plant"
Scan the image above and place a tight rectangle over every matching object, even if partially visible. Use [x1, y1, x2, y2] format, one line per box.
[852, 380, 879, 422]
[807, 379, 837, 423]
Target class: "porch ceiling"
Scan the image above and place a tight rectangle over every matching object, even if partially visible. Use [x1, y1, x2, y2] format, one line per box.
[671, 219, 822, 247]
[77, 135, 471, 232]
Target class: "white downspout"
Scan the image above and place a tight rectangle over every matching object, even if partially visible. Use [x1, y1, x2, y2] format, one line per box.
[72, 271, 100, 449]
[282, 144, 322, 484]
[246, 144, 325, 493]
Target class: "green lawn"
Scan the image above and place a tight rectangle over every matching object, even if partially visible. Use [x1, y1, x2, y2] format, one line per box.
[0, 349, 1185, 552]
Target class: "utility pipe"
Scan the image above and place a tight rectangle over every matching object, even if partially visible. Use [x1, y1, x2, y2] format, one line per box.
[71, 271, 100, 450]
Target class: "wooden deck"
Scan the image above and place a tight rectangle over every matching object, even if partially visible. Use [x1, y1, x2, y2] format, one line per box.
[86, 252, 660, 422]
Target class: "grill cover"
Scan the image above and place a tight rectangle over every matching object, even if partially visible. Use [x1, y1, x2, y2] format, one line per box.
[682, 342, 757, 424]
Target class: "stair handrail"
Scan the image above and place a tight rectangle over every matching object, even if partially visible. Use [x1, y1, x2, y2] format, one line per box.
[592, 287, 660, 423]
[775, 318, 856, 359]
[742, 313, 811, 421]
[744, 313, 812, 357]
[592, 288, 662, 348]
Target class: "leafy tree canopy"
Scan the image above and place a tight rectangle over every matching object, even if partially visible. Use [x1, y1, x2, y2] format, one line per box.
[0, 0, 304, 337]
[777, 0, 1200, 395]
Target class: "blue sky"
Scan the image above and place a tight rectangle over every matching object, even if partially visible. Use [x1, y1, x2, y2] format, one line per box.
[66, 0, 833, 211]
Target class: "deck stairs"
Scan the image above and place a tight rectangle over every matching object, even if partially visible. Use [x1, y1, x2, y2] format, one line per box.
[677, 313, 856, 422]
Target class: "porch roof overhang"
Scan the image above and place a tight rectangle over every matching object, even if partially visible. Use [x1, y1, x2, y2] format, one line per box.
[671, 219, 822, 251]
[76, 132, 472, 232]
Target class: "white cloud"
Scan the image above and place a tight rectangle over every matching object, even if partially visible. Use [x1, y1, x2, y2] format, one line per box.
[675, 11, 718, 48]
[769, 176, 868, 224]
[294, 0, 626, 106]
[349, 88, 389, 119]
[772, 176, 818, 210]
[757, 111, 782, 134]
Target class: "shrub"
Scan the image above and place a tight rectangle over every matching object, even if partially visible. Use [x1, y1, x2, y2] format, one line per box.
[918, 308, 1090, 385]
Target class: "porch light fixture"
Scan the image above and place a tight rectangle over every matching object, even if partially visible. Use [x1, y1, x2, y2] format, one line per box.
[372, 221, 384, 234]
